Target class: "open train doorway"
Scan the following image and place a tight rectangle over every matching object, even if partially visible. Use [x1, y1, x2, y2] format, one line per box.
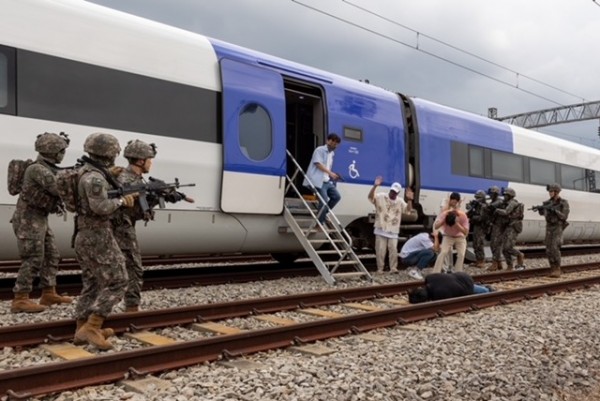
[284, 80, 326, 197]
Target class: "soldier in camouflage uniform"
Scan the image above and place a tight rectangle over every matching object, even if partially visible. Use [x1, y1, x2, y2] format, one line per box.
[539, 183, 570, 277]
[73, 133, 136, 350]
[111, 140, 191, 312]
[11, 132, 73, 313]
[486, 186, 505, 271]
[494, 188, 525, 270]
[466, 190, 488, 268]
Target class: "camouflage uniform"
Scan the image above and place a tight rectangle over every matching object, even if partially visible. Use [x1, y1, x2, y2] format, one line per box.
[466, 190, 488, 266]
[495, 189, 524, 269]
[12, 157, 62, 293]
[74, 134, 127, 323]
[112, 166, 145, 310]
[11, 132, 72, 313]
[487, 187, 505, 270]
[541, 184, 570, 276]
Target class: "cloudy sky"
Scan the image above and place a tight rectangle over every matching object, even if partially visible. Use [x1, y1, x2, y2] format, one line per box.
[88, 0, 600, 147]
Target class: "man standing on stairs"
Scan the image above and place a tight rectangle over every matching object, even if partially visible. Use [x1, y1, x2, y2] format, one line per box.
[10, 132, 73, 313]
[368, 176, 413, 273]
[303, 133, 342, 225]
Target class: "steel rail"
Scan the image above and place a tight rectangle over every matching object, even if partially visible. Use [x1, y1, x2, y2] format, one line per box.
[0, 263, 597, 348]
[2, 274, 600, 399]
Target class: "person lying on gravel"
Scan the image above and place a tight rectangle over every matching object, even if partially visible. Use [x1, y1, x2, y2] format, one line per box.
[407, 272, 494, 304]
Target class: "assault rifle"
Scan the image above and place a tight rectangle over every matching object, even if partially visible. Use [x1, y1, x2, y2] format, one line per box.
[528, 201, 555, 214]
[107, 177, 195, 214]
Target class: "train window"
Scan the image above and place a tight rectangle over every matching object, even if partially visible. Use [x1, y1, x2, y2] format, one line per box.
[468, 146, 484, 176]
[17, 49, 217, 142]
[491, 150, 523, 181]
[344, 127, 363, 142]
[560, 165, 585, 190]
[239, 103, 272, 161]
[0, 45, 15, 115]
[529, 159, 555, 185]
[0, 53, 6, 107]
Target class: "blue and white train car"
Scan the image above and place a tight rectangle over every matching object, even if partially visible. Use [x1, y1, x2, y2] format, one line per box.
[0, 0, 599, 261]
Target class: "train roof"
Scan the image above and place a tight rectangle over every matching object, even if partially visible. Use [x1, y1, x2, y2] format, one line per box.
[1, 0, 220, 90]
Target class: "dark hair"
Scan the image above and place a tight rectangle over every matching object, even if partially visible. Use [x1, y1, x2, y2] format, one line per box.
[449, 192, 461, 201]
[327, 133, 341, 143]
[408, 287, 429, 304]
[445, 211, 457, 226]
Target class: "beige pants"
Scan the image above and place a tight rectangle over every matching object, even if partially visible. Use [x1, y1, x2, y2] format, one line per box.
[375, 235, 398, 272]
[432, 235, 467, 273]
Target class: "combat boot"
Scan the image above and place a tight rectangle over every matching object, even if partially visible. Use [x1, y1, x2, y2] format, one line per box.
[487, 261, 500, 272]
[517, 253, 525, 267]
[475, 259, 485, 269]
[505, 262, 514, 271]
[39, 287, 73, 306]
[74, 314, 114, 350]
[74, 319, 115, 345]
[125, 305, 139, 313]
[11, 292, 47, 313]
[549, 265, 562, 278]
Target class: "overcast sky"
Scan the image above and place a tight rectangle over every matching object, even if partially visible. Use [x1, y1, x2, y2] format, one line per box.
[87, 0, 600, 147]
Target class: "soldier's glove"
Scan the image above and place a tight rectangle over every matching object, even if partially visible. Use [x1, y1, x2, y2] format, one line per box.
[121, 194, 136, 208]
[164, 191, 185, 203]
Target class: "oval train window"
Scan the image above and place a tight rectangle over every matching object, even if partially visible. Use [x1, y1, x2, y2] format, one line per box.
[238, 103, 272, 161]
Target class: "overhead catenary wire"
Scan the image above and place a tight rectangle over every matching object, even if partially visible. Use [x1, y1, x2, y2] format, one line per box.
[342, 0, 587, 103]
[290, 0, 578, 107]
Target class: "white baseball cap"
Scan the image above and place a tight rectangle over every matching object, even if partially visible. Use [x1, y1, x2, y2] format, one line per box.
[391, 182, 402, 193]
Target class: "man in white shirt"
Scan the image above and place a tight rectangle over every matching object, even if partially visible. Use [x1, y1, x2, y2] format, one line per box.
[368, 176, 413, 273]
[400, 232, 438, 280]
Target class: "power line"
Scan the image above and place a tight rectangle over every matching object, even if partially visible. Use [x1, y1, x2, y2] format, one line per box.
[593, 0, 600, 8]
[290, 0, 575, 106]
[342, 0, 587, 103]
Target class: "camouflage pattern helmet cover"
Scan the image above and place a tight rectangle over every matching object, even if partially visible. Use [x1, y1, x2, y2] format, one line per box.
[488, 186, 501, 195]
[474, 190, 486, 199]
[547, 183, 561, 192]
[35, 132, 70, 154]
[123, 140, 157, 159]
[503, 187, 516, 197]
[83, 132, 121, 158]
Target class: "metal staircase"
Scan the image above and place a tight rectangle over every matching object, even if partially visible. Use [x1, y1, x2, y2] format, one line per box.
[282, 151, 372, 285]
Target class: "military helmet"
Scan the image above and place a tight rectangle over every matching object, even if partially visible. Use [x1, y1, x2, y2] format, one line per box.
[474, 190, 486, 200]
[123, 140, 157, 159]
[547, 183, 561, 192]
[503, 187, 516, 197]
[83, 132, 121, 158]
[488, 186, 501, 195]
[35, 132, 70, 154]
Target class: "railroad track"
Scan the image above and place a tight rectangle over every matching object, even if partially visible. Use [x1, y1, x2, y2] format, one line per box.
[0, 243, 596, 300]
[0, 256, 378, 301]
[1, 263, 600, 399]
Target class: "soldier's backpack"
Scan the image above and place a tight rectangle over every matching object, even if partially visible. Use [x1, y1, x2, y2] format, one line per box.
[55, 167, 81, 213]
[7, 159, 35, 196]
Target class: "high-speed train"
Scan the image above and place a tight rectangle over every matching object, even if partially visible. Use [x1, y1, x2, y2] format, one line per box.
[1, 0, 600, 262]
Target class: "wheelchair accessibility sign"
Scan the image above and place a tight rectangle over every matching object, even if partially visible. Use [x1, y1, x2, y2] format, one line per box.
[348, 160, 360, 179]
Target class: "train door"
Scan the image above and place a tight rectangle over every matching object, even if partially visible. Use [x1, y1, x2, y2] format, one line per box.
[283, 80, 325, 195]
[219, 58, 286, 214]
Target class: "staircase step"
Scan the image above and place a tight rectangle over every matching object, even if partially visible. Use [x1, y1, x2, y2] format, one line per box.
[325, 260, 359, 266]
[332, 272, 370, 279]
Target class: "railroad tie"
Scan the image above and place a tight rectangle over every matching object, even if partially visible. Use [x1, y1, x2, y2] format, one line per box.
[41, 343, 94, 360]
[124, 331, 178, 346]
[191, 322, 246, 335]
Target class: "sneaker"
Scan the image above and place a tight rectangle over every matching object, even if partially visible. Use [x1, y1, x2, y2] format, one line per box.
[515, 264, 526, 271]
[407, 268, 424, 280]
